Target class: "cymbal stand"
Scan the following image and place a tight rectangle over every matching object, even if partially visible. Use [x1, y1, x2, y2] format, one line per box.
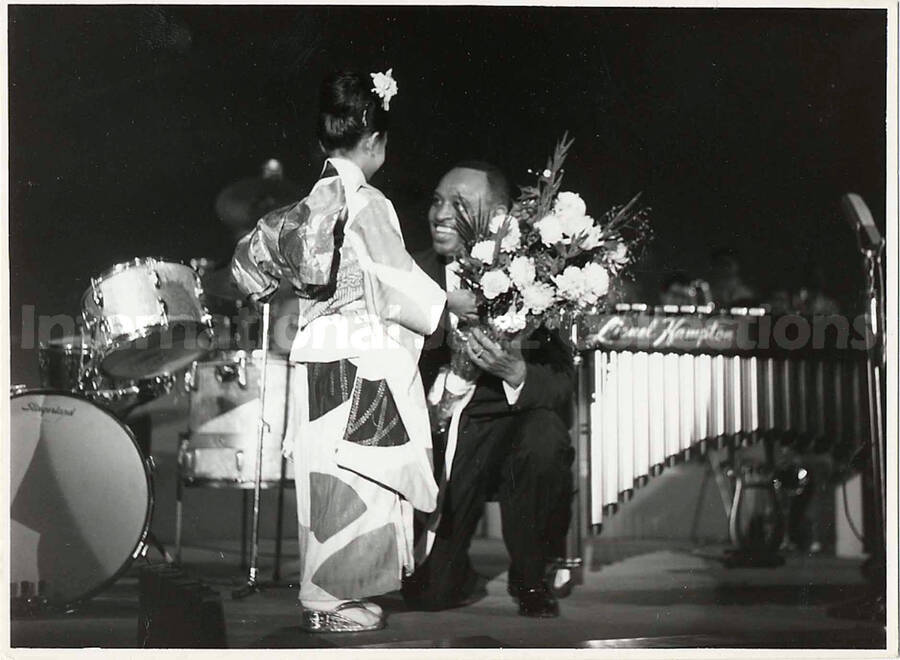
[232, 303, 294, 598]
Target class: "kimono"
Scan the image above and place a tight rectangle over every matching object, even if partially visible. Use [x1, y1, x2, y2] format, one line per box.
[231, 157, 445, 601]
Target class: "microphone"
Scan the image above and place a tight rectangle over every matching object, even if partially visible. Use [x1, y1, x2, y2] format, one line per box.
[841, 193, 883, 252]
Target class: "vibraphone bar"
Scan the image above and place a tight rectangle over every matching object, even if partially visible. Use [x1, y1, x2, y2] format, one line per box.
[575, 304, 871, 529]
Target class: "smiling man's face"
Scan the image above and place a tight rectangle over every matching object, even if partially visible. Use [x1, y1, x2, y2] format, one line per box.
[427, 167, 494, 257]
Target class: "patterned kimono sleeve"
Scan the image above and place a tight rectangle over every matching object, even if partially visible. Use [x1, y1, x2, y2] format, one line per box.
[348, 196, 446, 336]
[230, 211, 286, 302]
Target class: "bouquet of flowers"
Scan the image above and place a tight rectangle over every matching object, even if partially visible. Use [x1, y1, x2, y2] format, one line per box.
[431, 133, 651, 432]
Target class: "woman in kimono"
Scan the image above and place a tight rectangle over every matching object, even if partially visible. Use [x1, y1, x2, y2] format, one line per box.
[231, 70, 445, 632]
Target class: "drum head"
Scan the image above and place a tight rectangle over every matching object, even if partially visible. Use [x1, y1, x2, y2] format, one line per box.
[10, 391, 152, 608]
[99, 325, 214, 380]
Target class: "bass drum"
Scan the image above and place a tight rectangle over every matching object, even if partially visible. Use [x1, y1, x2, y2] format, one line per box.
[10, 391, 152, 609]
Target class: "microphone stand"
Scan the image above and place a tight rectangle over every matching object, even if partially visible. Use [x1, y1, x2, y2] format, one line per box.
[828, 221, 886, 622]
[232, 302, 295, 598]
[555, 311, 586, 597]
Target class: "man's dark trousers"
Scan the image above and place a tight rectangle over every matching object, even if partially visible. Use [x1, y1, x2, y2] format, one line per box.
[405, 402, 574, 608]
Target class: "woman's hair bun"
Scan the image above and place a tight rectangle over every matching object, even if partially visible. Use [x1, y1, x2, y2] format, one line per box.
[318, 71, 389, 152]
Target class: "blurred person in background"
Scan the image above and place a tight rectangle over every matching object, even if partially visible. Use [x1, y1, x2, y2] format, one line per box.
[706, 247, 758, 308]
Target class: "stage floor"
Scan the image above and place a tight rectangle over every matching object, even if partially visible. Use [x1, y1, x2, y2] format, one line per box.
[10, 538, 885, 650]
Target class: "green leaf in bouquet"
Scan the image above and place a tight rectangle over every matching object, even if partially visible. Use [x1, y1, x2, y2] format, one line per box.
[606, 192, 644, 232]
[452, 195, 493, 250]
[488, 214, 516, 263]
[456, 255, 482, 277]
[538, 251, 566, 277]
[511, 132, 574, 224]
[537, 132, 575, 219]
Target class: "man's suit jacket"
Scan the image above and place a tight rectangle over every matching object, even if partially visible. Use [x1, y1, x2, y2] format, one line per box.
[413, 248, 574, 421]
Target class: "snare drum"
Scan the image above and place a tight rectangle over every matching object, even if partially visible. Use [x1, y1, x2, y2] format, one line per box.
[10, 390, 153, 609]
[82, 258, 215, 380]
[38, 336, 94, 391]
[180, 351, 294, 486]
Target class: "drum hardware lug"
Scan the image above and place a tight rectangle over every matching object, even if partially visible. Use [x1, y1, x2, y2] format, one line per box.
[158, 299, 169, 326]
[10, 384, 28, 396]
[177, 437, 189, 468]
[177, 446, 195, 474]
[147, 455, 157, 473]
[155, 374, 175, 396]
[82, 366, 101, 392]
[184, 362, 198, 392]
[238, 355, 247, 389]
[150, 269, 162, 290]
[133, 542, 149, 560]
[215, 361, 247, 388]
[235, 450, 244, 477]
[90, 277, 103, 308]
[100, 318, 112, 337]
[107, 386, 136, 401]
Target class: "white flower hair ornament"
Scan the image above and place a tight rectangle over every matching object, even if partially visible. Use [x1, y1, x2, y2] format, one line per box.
[370, 68, 398, 111]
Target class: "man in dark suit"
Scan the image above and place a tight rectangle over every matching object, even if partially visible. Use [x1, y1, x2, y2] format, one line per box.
[402, 162, 575, 617]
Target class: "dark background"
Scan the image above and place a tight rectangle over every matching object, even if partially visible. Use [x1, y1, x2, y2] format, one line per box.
[8, 5, 887, 385]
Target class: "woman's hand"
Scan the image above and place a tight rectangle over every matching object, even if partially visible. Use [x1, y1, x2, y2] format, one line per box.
[447, 289, 479, 324]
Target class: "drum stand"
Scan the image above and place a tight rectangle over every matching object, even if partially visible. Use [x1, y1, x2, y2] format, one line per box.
[720, 440, 787, 569]
[232, 303, 294, 599]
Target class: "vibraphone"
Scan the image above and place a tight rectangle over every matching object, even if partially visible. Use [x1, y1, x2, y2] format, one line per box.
[572, 305, 872, 531]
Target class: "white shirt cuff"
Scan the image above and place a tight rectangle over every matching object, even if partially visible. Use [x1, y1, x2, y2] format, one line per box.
[503, 378, 525, 405]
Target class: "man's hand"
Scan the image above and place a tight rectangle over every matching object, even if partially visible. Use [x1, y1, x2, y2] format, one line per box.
[447, 289, 479, 324]
[465, 327, 527, 388]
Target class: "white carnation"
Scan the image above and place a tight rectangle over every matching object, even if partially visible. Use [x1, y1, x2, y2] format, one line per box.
[491, 305, 529, 334]
[553, 191, 587, 219]
[470, 240, 496, 264]
[481, 269, 511, 300]
[536, 215, 564, 246]
[489, 214, 521, 252]
[610, 241, 629, 264]
[553, 265, 587, 302]
[508, 256, 536, 288]
[521, 282, 556, 314]
[582, 261, 611, 299]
